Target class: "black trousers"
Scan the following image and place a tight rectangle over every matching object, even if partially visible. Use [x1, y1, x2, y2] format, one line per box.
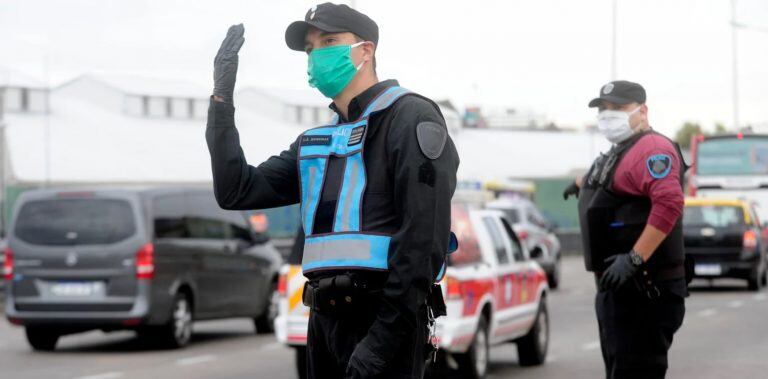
[595, 279, 686, 379]
[306, 304, 428, 379]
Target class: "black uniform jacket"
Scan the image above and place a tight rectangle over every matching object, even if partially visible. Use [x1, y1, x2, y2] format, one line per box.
[205, 79, 459, 361]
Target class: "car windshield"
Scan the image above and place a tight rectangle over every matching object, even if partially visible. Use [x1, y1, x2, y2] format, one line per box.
[14, 198, 136, 246]
[684, 205, 746, 228]
[502, 209, 521, 224]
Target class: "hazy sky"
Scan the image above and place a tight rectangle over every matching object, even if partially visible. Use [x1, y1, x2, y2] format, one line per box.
[2, 0, 767, 135]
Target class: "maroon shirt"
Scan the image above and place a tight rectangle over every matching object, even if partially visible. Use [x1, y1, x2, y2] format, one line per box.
[611, 132, 684, 234]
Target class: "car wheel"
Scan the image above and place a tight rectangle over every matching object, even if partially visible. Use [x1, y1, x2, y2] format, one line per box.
[158, 292, 193, 348]
[762, 266, 768, 286]
[25, 327, 60, 352]
[254, 280, 279, 334]
[548, 260, 561, 290]
[747, 265, 764, 291]
[456, 314, 490, 379]
[516, 300, 549, 366]
[295, 346, 308, 379]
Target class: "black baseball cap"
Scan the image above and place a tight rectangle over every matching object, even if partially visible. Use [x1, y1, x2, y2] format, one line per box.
[588, 80, 647, 108]
[285, 2, 379, 52]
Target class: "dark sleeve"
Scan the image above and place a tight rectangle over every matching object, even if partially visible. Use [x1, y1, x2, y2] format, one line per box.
[205, 98, 301, 210]
[365, 97, 459, 360]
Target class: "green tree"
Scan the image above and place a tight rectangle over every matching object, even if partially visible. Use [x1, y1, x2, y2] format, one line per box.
[714, 122, 727, 134]
[674, 122, 703, 149]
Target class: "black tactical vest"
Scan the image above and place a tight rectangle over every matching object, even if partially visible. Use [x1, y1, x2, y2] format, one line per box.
[578, 131, 687, 274]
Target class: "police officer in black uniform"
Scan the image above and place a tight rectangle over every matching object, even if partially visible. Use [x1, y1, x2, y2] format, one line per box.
[564, 81, 688, 379]
[206, 3, 459, 378]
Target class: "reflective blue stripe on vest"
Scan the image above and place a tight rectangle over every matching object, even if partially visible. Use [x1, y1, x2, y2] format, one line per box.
[298, 86, 412, 273]
[302, 233, 391, 272]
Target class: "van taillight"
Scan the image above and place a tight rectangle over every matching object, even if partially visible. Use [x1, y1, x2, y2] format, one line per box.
[2, 247, 13, 281]
[277, 272, 287, 297]
[744, 230, 758, 251]
[136, 243, 155, 280]
[445, 276, 462, 300]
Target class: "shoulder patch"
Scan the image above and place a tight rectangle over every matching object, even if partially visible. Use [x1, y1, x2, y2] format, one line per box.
[416, 121, 448, 160]
[647, 154, 672, 179]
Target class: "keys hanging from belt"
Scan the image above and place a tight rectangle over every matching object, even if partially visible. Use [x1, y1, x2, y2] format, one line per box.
[426, 305, 439, 362]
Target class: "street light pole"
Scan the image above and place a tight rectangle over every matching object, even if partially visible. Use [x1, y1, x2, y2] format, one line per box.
[611, 0, 617, 80]
[731, 0, 740, 130]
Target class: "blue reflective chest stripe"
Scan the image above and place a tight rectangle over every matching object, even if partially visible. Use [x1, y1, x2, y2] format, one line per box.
[298, 86, 412, 273]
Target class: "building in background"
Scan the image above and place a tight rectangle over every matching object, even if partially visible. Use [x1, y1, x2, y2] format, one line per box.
[0, 70, 606, 239]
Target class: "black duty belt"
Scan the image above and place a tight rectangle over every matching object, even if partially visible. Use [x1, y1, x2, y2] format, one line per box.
[302, 274, 382, 314]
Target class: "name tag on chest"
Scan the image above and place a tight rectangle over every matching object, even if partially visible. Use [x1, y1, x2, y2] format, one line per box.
[301, 135, 332, 146]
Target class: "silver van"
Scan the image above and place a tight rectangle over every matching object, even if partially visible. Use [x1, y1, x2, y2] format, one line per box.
[3, 187, 281, 351]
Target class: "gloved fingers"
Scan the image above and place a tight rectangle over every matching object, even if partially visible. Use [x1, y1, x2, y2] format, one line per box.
[230, 36, 245, 55]
[600, 272, 617, 291]
[603, 255, 618, 265]
[598, 275, 609, 291]
[216, 24, 244, 61]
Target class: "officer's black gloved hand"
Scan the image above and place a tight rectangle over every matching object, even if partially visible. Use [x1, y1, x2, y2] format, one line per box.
[562, 181, 580, 200]
[213, 24, 245, 103]
[599, 254, 640, 291]
[346, 336, 387, 379]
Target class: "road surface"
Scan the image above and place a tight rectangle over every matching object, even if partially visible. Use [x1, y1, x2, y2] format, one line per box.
[2, 256, 767, 378]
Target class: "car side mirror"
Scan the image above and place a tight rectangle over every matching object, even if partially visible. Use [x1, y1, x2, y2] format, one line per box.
[250, 232, 269, 245]
[547, 222, 558, 233]
[529, 247, 544, 259]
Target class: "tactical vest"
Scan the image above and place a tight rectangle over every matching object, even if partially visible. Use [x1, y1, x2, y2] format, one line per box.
[298, 86, 454, 278]
[578, 131, 687, 274]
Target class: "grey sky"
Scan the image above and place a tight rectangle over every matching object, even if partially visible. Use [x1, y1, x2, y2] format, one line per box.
[2, 0, 767, 135]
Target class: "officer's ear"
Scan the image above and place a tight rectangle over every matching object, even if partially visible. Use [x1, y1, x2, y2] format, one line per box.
[638, 103, 649, 122]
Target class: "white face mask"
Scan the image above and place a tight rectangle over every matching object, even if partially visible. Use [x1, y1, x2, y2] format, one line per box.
[596, 106, 642, 144]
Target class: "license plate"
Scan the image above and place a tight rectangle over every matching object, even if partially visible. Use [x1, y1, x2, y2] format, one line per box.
[695, 264, 722, 276]
[50, 282, 104, 297]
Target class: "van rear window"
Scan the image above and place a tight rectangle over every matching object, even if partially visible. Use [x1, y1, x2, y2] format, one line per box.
[14, 199, 136, 245]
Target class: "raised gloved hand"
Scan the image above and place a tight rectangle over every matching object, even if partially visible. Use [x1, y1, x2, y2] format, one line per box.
[563, 180, 580, 200]
[213, 24, 245, 103]
[345, 335, 388, 379]
[599, 253, 641, 291]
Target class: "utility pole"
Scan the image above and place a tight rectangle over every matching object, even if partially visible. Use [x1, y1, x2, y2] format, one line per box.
[731, 0, 740, 130]
[611, 0, 617, 80]
[0, 86, 5, 236]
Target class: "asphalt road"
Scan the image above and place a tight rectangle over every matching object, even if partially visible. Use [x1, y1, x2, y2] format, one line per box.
[2, 256, 767, 379]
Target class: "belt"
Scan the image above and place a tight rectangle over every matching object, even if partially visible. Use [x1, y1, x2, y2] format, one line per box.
[302, 274, 382, 314]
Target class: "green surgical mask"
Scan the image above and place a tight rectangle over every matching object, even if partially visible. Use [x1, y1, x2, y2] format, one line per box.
[308, 41, 366, 98]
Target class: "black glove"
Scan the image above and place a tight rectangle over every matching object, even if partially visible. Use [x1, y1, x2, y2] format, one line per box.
[599, 253, 640, 291]
[345, 336, 387, 378]
[563, 181, 580, 200]
[213, 24, 245, 103]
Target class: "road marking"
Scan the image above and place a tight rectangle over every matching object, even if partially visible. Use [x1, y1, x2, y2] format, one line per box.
[75, 372, 124, 379]
[753, 293, 766, 301]
[727, 300, 744, 309]
[697, 308, 717, 318]
[581, 341, 601, 351]
[176, 354, 217, 366]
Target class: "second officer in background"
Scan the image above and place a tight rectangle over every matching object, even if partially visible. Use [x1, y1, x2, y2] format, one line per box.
[564, 80, 688, 379]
